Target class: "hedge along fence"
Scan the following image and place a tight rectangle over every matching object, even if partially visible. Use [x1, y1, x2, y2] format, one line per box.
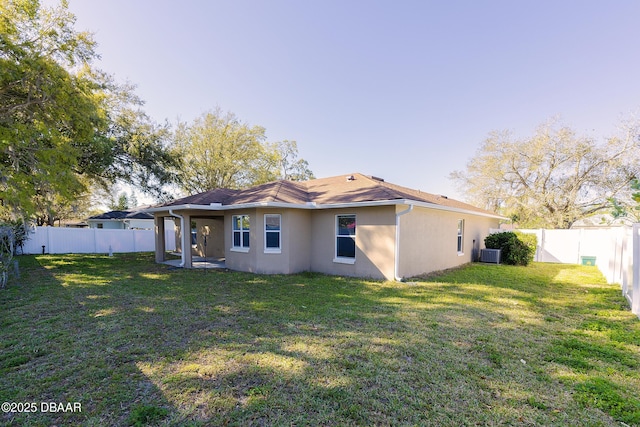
[484, 231, 536, 266]
[21, 226, 176, 255]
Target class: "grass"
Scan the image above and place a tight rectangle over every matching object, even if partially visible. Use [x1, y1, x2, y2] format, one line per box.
[1, 253, 639, 426]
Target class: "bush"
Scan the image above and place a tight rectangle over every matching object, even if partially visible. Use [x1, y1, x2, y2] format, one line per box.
[484, 231, 537, 266]
[516, 232, 537, 262]
[128, 404, 169, 426]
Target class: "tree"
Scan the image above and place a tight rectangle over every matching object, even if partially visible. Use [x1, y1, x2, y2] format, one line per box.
[610, 177, 640, 222]
[268, 140, 314, 182]
[0, 0, 177, 223]
[109, 193, 129, 211]
[172, 109, 313, 194]
[32, 175, 92, 226]
[108, 191, 137, 211]
[451, 120, 639, 228]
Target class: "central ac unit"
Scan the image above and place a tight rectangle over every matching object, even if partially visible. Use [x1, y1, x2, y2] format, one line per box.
[480, 249, 501, 264]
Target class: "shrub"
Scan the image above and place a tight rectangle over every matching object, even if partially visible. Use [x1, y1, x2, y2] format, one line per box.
[516, 231, 537, 262]
[128, 404, 169, 426]
[484, 231, 537, 266]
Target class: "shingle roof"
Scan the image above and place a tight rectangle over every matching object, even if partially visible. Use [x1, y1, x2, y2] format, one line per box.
[160, 173, 497, 217]
[88, 210, 154, 220]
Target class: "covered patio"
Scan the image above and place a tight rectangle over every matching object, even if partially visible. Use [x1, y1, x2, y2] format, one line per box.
[153, 211, 226, 269]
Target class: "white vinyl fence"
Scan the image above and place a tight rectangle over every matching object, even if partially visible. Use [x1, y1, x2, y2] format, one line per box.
[20, 226, 176, 255]
[513, 226, 639, 318]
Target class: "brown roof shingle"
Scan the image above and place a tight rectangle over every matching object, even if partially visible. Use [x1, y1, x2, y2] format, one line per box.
[161, 173, 497, 216]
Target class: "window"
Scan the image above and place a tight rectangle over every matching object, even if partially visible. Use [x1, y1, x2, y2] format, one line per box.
[335, 214, 356, 261]
[97, 223, 103, 229]
[457, 219, 464, 253]
[264, 214, 281, 252]
[232, 215, 250, 250]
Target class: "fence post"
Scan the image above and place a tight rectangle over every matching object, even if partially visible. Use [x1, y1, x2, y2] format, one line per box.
[632, 224, 640, 318]
[46, 226, 51, 254]
[620, 227, 627, 297]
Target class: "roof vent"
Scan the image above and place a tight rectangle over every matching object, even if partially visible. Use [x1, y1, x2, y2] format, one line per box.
[370, 175, 384, 182]
[441, 195, 448, 199]
[346, 175, 356, 181]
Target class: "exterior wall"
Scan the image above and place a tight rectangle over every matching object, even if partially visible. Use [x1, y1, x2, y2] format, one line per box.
[309, 206, 396, 280]
[88, 220, 124, 230]
[221, 207, 396, 278]
[224, 208, 311, 274]
[127, 219, 155, 230]
[397, 205, 499, 279]
[286, 209, 312, 273]
[253, 208, 311, 274]
[153, 205, 497, 281]
[224, 209, 257, 273]
[87, 219, 155, 229]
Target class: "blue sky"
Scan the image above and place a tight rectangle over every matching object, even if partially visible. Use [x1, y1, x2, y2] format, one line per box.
[68, 0, 640, 200]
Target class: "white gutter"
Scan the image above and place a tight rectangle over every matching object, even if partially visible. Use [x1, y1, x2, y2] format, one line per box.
[168, 209, 185, 267]
[394, 204, 414, 281]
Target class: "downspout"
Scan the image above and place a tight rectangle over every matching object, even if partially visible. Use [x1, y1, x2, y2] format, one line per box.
[169, 209, 185, 267]
[395, 204, 414, 281]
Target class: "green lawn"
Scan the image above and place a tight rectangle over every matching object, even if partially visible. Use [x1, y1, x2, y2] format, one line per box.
[1, 254, 639, 426]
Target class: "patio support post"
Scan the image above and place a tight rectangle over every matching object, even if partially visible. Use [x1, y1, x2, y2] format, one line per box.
[182, 212, 193, 268]
[155, 215, 166, 263]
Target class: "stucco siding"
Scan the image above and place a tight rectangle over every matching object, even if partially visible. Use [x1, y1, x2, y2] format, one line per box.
[283, 209, 312, 273]
[310, 206, 396, 280]
[253, 209, 287, 274]
[397, 205, 499, 278]
[154, 203, 498, 280]
[252, 211, 282, 274]
[220, 208, 312, 274]
[224, 209, 257, 272]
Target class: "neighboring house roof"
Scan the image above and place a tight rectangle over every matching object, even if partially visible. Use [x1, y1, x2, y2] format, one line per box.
[125, 211, 155, 220]
[148, 173, 503, 219]
[88, 210, 154, 221]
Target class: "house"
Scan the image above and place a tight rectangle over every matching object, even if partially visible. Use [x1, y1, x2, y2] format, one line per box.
[146, 173, 504, 280]
[88, 210, 158, 230]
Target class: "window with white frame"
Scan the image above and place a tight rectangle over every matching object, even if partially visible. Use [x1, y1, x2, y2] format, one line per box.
[264, 214, 281, 252]
[336, 214, 356, 260]
[232, 215, 250, 250]
[457, 219, 464, 253]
